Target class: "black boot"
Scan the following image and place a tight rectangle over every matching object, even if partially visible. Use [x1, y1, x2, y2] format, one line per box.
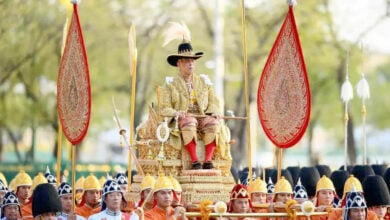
[191, 161, 202, 170]
[202, 161, 214, 169]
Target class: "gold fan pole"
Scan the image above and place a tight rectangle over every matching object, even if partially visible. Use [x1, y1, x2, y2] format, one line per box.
[56, 122, 62, 186]
[277, 148, 283, 181]
[71, 145, 76, 214]
[128, 24, 137, 191]
[240, 0, 253, 180]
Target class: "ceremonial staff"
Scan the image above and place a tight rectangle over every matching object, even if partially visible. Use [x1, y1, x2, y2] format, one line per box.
[340, 50, 353, 170]
[240, 0, 253, 181]
[57, 0, 91, 213]
[128, 23, 137, 192]
[356, 72, 370, 165]
[112, 97, 145, 177]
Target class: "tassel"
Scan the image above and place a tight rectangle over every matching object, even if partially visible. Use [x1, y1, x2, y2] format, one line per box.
[341, 76, 353, 103]
[162, 22, 191, 47]
[356, 73, 370, 100]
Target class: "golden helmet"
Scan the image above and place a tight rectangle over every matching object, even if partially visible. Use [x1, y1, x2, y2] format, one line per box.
[0, 172, 8, 187]
[153, 174, 173, 193]
[248, 177, 267, 194]
[75, 176, 85, 191]
[14, 170, 32, 187]
[274, 176, 293, 194]
[169, 175, 182, 192]
[343, 175, 362, 196]
[9, 178, 16, 192]
[84, 174, 101, 191]
[316, 175, 335, 193]
[32, 172, 48, 190]
[99, 176, 107, 189]
[140, 174, 156, 191]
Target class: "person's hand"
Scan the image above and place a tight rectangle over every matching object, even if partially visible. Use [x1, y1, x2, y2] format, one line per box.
[135, 207, 144, 218]
[174, 206, 186, 218]
[317, 205, 326, 212]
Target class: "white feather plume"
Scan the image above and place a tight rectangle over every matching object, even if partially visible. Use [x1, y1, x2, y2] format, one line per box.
[162, 22, 191, 47]
[341, 76, 353, 103]
[356, 73, 370, 100]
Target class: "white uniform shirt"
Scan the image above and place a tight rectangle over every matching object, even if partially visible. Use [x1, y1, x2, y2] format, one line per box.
[57, 212, 86, 220]
[87, 209, 138, 220]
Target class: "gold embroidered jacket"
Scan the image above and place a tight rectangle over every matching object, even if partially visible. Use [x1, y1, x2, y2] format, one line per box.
[159, 73, 220, 119]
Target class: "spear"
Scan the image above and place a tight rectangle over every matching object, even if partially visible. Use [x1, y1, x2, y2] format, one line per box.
[112, 97, 144, 177]
[356, 73, 370, 165]
[340, 51, 353, 170]
[128, 23, 138, 191]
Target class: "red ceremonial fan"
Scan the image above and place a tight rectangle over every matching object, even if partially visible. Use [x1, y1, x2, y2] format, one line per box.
[257, 5, 311, 148]
[57, 3, 91, 145]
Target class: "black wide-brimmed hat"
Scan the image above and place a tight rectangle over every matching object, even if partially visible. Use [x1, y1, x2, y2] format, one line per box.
[167, 42, 203, 67]
[32, 183, 62, 217]
[362, 175, 390, 207]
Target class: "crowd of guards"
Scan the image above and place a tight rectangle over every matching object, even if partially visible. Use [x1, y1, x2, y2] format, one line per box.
[0, 164, 390, 220]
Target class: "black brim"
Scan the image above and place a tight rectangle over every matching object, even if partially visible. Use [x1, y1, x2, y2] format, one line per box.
[167, 52, 203, 66]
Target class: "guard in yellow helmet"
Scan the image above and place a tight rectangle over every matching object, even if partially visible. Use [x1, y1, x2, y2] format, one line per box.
[14, 170, 33, 220]
[8, 178, 16, 193]
[169, 175, 183, 208]
[32, 173, 48, 191]
[137, 174, 156, 212]
[341, 175, 363, 207]
[75, 176, 85, 206]
[273, 176, 293, 204]
[98, 176, 107, 189]
[143, 174, 187, 220]
[248, 177, 267, 205]
[75, 174, 101, 219]
[268, 176, 294, 216]
[315, 175, 336, 209]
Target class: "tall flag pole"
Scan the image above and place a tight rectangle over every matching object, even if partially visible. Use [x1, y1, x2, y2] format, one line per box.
[240, 0, 253, 181]
[128, 23, 137, 192]
[57, 0, 91, 213]
[257, 0, 311, 177]
[356, 73, 370, 165]
[340, 50, 353, 170]
[57, 0, 74, 186]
